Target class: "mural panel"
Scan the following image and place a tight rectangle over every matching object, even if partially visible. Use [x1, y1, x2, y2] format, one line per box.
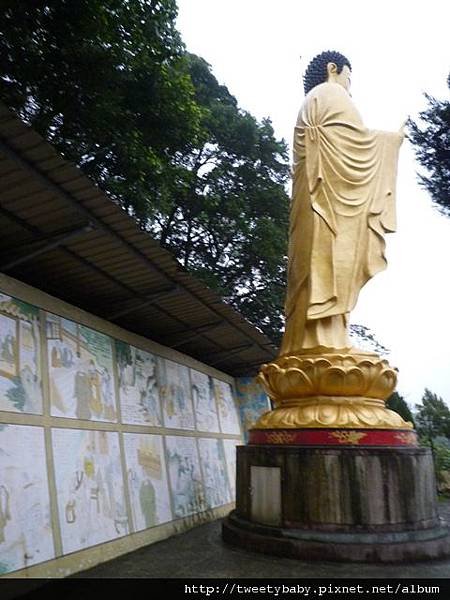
[235, 377, 271, 442]
[222, 439, 239, 498]
[0, 294, 42, 414]
[52, 428, 127, 554]
[159, 359, 194, 430]
[123, 433, 171, 531]
[116, 341, 161, 426]
[165, 436, 205, 518]
[47, 314, 117, 421]
[198, 438, 231, 508]
[214, 380, 241, 435]
[191, 369, 219, 433]
[0, 424, 54, 574]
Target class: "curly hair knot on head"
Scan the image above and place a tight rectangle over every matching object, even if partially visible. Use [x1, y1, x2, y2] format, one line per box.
[303, 50, 351, 95]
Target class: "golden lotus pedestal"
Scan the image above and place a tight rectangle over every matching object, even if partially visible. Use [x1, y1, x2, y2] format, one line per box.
[254, 350, 412, 430]
[222, 351, 450, 562]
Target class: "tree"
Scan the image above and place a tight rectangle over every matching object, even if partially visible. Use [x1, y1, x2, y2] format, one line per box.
[407, 77, 450, 215]
[349, 323, 389, 355]
[386, 391, 415, 426]
[0, 2, 290, 343]
[0, 0, 203, 217]
[151, 54, 290, 341]
[415, 388, 450, 446]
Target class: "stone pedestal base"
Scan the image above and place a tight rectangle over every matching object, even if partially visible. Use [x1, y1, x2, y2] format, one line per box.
[222, 445, 450, 562]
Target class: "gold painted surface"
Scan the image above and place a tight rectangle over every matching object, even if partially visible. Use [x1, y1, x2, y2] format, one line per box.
[265, 431, 297, 444]
[280, 62, 404, 354]
[256, 57, 408, 430]
[260, 353, 397, 402]
[255, 351, 413, 429]
[253, 395, 412, 429]
[329, 431, 367, 445]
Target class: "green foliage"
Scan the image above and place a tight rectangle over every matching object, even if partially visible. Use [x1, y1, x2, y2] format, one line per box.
[435, 443, 450, 472]
[0, 1, 290, 343]
[152, 55, 290, 341]
[420, 438, 450, 482]
[407, 84, 450, 215]
[0, 0, 203, 216]
[386, 391, 415, 426]
[415, 388, 450, 441]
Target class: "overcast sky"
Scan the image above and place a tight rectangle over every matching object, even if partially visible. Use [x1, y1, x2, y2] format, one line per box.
[176, 0, 450, 407]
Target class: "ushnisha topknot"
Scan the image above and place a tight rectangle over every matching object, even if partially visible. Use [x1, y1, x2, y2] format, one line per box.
[303, 50, 351, 95]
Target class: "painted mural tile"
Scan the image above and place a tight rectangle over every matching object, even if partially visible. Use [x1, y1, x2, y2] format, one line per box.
[214, 379, 241, 435]
[123, 433, 171, 531]
[165, 436, 205, 518]
[0, 424, 54, 574]
[52, 429, 127, 554]
[222, 439, 239, 498]
[116, 341, 162, 426]
[190, 369, 220, 433]
[159, 359, 195, 430]
[235, 377, 271, 442]
[0, 294, 43, 414]
[198, 438, 231, 508]
[47, 314, 117, 422]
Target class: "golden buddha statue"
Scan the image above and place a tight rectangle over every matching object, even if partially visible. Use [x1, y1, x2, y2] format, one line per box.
[256, 51, 412, 430]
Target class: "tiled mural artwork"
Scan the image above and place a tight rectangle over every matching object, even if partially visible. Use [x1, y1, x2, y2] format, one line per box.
[0, 424, 54, 574]
[214, 379, 242, 434]
[198, 438, 231, 508]
[0, 295, 43, 414]
[52, 428, 127, 554]
[47, 315, 118, 422]
[159, 359, 195, 430]
[191, 369, 220, 433]
[123, 433, 172, 531]
[166, 436, 206, 518]
[235, 377, 271, 442]
[116, 342, 162, 426]
[0, 292, 243, 575]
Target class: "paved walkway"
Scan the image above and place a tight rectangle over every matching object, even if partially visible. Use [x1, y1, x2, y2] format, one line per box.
[71, 502, 450, 579]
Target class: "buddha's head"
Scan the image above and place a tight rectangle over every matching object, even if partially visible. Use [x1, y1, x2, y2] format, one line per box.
[303, 51, 351, 95]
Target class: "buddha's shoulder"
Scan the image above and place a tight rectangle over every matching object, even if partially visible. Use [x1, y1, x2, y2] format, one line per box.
[305, 82, 349, 104]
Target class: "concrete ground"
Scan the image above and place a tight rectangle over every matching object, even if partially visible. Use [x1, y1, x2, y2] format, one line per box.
[69, 501, 450, 579]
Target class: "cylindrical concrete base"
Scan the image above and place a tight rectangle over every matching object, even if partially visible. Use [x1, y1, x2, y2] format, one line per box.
[222, 445, 450, 562]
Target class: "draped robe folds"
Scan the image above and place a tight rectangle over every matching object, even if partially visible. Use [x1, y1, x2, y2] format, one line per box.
[280, 82, 403, 355]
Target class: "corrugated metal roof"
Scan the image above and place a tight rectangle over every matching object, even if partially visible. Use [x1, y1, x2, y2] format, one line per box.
[0, 103, 277, 375]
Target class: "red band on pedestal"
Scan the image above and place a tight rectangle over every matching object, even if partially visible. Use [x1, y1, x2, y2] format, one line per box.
[248, 428, 418, 447]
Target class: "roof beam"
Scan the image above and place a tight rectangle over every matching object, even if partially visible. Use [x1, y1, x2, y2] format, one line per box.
[209, 343, 255, 365]
[0, 198, 226, 353]
[107, 286, 181, 320]
[168, 320, 225, 348]
[0, 139, 163, 277]
[0, 135, 277, 362]
[222, 361, 264, 377]
[0, 223, 95, 271]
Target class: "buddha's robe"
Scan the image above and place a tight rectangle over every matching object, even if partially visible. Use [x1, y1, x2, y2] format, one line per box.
[280, 81, 403, 354]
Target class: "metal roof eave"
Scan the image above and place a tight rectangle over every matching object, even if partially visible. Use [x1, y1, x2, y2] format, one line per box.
[0, 102, 278, 376]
